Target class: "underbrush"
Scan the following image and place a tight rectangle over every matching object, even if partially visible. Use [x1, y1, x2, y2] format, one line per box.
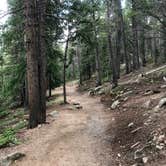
[0, 107, 27, 149]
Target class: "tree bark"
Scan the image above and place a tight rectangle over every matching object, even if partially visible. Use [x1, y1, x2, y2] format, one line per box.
[24, 0, 40, 128]
[131, 0, 140, 70]
[24, 0, 47, 128]
[91, 0, 102, 86]
[63, 35, 69, 104]
[37, 0, 47, 124]
[106, 0, 118, 88]
[77, 42, 83, 86]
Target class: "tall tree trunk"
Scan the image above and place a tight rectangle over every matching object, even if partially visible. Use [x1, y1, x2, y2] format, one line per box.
[114, 0, 122, 79]
[91, 0, 102, 86]
[48, 73, 52, 98]
[24, 0, 47, 128]
[37, 0, 47, 124]
[77, 43, 83, 86]
[94, 36, 102, 86]
[153, 35, 158, 65]
[72, 59, 75, 79]
[119, 6, 130, 73]
[140, 28, 146, 66]
[24, 0, 40, 128]
[63, 36, 69, 104]
[106, 0, 118, 88]
[131, 0, 140, 70]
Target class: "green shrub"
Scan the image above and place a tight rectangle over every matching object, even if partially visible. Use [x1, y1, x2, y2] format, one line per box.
[0, 128, 19, 148]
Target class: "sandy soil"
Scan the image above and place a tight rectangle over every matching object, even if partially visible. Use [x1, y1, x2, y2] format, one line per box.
[0, 84, 117, 166]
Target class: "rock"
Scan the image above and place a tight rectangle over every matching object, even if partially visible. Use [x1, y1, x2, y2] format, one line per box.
[135, 74, 145, 84]
[163, 76, 166, 82]
[123, 108, 127, 112]
[75, 105, 83, 109]
[123, 97, 128, 102]
[144, 90, 153, 96]
[158, 135, 165, 143]
[160, 85, 166, 89]
[157, 98, 166, 108]
[38, 124, 42, 128]
[94, 86, 103, 92]
[128, 122, 134, 128]
[111, 100, 120, 109]
[88, 90, 95, 96]
[153, 106, 160, 113]
[117, 153, 121, 157]
[131, 142, 140, 149]
[48, 111, 59, 118]
[97, 89, 105, 95]
[142, 157, 149, 164]
[0, 152, 25, 166]
[131, 164, 138, 166]
[143, 100, 151, 109]
[131, 127, 143, 134]
[122, 91, 133, 97]
[72, 102, 80, 106]
[156, 144, 164, 150]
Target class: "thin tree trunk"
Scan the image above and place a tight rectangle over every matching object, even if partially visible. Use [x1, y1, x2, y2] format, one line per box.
[77, 43, 83, 86]
[63, 36, 69, 104]
[48, 73, 52, 98]
[106, 0, 118, 88]
[120, 9, 130, 73]
[131, 0, 140, 70]
[140, 28, 146, 66]
[91, 0, 102, 86]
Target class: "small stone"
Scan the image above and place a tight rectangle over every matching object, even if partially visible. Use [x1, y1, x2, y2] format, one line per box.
[158, 135, 165, 143]
[160, 85, 166, 89]
[72, 102, 80, 105]
[156, 145, 164, 150]
[143, 100, 151, 109]
[94, 86, 103, 92]
[143, 157, 149, 164]
[123, 108, 127, 112]
[117, 153, 121, 157]
[38, 124, 42, 128]
[49, 111, 59, 118]
[131, 127, 143, 134]
[144, 90, 153, 96]
[131, 142, 140, 149]
[111, 100, 120, 109]
[131, 164, 138, 166]
[98, 89, 105, 95]
[128, 122, 134, 128]
[122, 91, 133, 97]
[75, 105, 83, 109]
[158, 98, 166, 108]
[123, 97, 128, 102]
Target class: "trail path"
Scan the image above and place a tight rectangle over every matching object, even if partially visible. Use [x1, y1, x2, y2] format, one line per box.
[1, 84, 116, 166]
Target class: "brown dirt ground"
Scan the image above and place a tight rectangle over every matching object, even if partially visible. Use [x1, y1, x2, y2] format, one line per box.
[0, 71, 166, 166]
[0, 84, 116, 166]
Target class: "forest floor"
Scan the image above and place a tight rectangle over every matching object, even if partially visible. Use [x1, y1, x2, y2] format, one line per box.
[0, 66, 166, 166]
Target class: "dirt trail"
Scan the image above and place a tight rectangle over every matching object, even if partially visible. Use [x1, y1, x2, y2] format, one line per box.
[0, 84, 116, 166]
